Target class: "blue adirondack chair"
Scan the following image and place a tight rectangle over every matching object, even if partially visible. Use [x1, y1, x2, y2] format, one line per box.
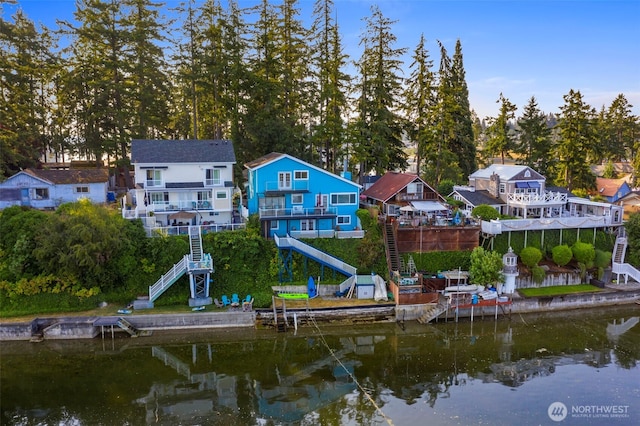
[221, 295, 230, 306]
[231, 293, 240, 306]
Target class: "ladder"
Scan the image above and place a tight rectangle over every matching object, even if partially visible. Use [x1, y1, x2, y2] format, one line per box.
[117, 317, 140, 337]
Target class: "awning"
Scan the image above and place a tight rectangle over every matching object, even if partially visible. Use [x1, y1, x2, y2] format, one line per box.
[399, 204, 416, 212]
[528, 182, 540, 188]
[168, 211, 196, 220]
[515, 182, 528, 188]
[410, 201, 448, 212]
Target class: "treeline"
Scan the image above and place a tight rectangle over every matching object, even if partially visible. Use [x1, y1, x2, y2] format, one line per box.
[1, 0, 638, 191]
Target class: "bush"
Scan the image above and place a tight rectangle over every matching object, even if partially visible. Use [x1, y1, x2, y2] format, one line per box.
[594, 249, 612, 269]
[572, 241, 595, 267]
[520, 246, 543, 268]
[531, 265, 546, 284]
[471, 204, 500, 221]
[552, 244, 573, 267]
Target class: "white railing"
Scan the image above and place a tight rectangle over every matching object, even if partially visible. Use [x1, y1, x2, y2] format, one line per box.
[149, 255, 188, 302]
[612, 262, 640, 284]
[259, 206, 337, 218]
[275, 234, 357, 276]
[482, 215, 615, 234]
[147, 200, 214, 212]
[289, 229, 365, 239]
[147, 223, 245, 237]
[188, 253, 213, 271]
[264, 180, 310, 192]
[507, 191, 568, 205]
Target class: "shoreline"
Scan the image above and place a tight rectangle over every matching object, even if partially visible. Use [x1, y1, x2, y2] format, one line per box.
[1, 283, 639, 341]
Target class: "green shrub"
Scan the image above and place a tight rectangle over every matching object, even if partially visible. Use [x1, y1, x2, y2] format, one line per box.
[471, 204, 500, 221]
[520, 246, 543, 268]
[531, 265, 546, 284]
[594, 249, 612, 269]
[552, 244, 573, 267]
[572, 241, 595, 267]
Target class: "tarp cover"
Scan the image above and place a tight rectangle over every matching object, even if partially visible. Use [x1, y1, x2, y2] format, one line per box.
[410, 201, 448, 212]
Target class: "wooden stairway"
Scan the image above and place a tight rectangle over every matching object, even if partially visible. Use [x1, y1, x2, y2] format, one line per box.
[384, 222, 400, 274]
[417, 295, 449, 324]
[117, 317, 141, 337]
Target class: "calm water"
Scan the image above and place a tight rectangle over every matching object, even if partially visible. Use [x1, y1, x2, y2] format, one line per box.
[1, 306, 639, 426]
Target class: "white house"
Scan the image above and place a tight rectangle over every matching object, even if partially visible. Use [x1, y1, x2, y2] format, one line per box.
[0, 168, 109, 209]
[124, 139, 240, 235]
[451, 164, 623, 235]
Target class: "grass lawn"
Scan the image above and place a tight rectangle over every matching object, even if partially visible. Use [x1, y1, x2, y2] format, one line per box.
[518, 284, 603, 298]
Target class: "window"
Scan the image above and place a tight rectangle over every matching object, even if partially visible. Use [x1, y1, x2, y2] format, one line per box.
[216, 191, 227, 199]
[291, 194, 303, 204]
[146, 169, 162, 187]
[301, 220, 315, 231]
[524, 170, 531, 178]
[337, 215, 351, 225]
[278, 172, 292, 190]
[150, 192, 169, 203]
[499, 183, 506, 194]
[205, 169, 221, 186]
[330, 193, 356, 205]
[271, 220, 279, 230]
[294, 170, 308, 180]
[75, 186, 89, 193]
[34, 188, 49, 200]
[406, 182, 423, 195]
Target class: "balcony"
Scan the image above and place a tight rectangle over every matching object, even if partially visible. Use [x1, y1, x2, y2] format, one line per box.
[507, 191, 568, 206]
[263, 180, 310, 193]
[258, 206, 337, 219]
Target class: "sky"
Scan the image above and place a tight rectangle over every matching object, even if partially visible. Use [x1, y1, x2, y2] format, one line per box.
[3, 0, 639, 120]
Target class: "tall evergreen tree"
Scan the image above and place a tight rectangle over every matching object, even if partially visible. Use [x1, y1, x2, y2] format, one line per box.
[353, 5, 408, 177]
[403, 34, 436, 179]
[310, 0, 350, 172]
[516, 96, 552, 176]
[605, 94, 637, 163]
[0, 10, 54, 176]
[431, 41, 461, 184]
[123, 0, 172, 141]
[553, 89, 597, 191]
[485, 93, 517, 164]
[449, 40, 476, 177]
[60, 0, 132, 162]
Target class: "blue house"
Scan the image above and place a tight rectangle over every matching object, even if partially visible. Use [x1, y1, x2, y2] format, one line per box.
[244, 153, 362, 238]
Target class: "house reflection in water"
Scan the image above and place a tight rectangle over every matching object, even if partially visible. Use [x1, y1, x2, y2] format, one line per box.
[135, 336, 375, 423]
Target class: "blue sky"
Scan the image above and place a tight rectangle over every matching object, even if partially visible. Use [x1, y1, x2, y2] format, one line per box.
[4, 0, 639, 119]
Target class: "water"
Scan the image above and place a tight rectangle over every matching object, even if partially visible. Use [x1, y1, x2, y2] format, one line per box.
[1, 306, 639, 425]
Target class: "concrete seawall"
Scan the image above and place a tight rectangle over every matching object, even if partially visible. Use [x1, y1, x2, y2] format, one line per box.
[2, 288, 639, 341]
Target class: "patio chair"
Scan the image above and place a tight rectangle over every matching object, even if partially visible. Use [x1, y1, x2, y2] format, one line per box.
[243, 295, 254, 312]
[231, 293, 240, 306]
[214, 298, 224, 308]
[221, 295, 230, 306]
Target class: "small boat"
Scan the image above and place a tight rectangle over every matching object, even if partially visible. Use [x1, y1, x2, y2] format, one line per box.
[277, 293, 309, 300]
[444, 284, 482, 293]
[117, 309, 132, 315]
[192, 306, 206, 311]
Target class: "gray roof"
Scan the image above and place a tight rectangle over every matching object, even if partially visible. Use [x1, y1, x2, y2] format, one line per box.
[454, 189, 505, 207]
[131, 140, 236, 164]
[469, 164, 544, 181]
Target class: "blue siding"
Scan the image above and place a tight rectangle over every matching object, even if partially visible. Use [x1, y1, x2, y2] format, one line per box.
[246, 155, 360, 236]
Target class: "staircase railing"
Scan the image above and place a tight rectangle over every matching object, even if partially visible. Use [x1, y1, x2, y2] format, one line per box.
[275, 234, 357, 276]
[149, 255, 189, 302]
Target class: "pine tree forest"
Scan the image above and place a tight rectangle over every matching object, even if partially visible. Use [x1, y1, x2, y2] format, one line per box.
[1, 0, 638, 190]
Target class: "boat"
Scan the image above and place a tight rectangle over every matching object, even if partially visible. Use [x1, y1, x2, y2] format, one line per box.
[277, 293, 309, 300]
[444, 284, 482, 293]
[192, 306, 206, 311]
[117, 309, 132, 315]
